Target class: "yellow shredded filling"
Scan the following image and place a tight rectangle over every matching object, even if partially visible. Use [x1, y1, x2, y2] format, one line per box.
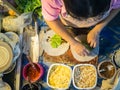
[48, 65, 71, 88]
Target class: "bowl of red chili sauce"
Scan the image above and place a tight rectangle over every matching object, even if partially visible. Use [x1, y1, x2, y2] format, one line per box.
[23, 63, 44, 83]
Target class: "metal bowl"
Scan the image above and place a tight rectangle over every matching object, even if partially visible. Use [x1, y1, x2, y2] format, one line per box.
[98, 60, 116, 79]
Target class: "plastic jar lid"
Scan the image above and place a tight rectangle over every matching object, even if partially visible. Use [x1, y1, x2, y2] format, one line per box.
[0, 41, 13, 73]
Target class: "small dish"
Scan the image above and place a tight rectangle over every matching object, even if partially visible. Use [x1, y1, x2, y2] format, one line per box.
[73, 64, 97, 90]
[98, 60, 116, 79]
[23, 63, 44, 83]
[47, 63, 72, 90]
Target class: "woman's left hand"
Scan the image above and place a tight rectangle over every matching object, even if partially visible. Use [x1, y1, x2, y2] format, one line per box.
[87, 29, 100, 48]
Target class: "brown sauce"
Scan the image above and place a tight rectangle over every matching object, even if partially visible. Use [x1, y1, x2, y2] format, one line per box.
[99, 62, 115, 79]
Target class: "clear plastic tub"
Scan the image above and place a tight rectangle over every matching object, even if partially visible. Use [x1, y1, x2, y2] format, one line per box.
[47, 63, 72, 90]
[72, 64, 97, 90]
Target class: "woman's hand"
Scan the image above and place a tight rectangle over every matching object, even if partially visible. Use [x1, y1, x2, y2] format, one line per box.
[87, 29, 100, 48]
[70, 40, 89, 56]
[87, 9, 120, 48]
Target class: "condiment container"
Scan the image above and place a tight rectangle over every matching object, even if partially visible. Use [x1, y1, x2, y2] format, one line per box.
[98, 60, 116, 79]
[112, 49, 120, 67]
[23, 63, 44, 83]
[47, 64, 72, 90]
[72, 64, 97, 90]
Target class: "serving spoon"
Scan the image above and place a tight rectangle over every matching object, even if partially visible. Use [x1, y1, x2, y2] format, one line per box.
[26, 55, 36, 69]
[99, 65, 114, 73]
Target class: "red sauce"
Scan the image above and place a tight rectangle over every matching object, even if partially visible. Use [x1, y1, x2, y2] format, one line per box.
[26, 64, 40, 81]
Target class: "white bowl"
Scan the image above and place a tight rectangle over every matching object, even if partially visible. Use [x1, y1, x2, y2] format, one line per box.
[72, 64, 97, 90]
[47, 63, 72, 90]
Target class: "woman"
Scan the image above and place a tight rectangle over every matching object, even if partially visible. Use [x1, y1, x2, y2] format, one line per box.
[41, 0, 120, 56]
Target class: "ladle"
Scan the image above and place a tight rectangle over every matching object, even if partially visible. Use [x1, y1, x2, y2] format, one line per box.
[26, 55, 36, 69]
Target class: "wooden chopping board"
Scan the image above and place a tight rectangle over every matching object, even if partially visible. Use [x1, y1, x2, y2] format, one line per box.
[43, 27, 98, 66]
[43, 49, 98, 66]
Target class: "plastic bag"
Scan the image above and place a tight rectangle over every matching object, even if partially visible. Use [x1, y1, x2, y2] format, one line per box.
[2, 12, 32, 33]
[14, 12, 33, 33]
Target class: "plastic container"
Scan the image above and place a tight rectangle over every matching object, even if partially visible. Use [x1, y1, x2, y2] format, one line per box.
[47, 64, 72, 90]
[73, 64, 97, 90]
[98, 60, 116, 79]
[23, 63, 44, 83]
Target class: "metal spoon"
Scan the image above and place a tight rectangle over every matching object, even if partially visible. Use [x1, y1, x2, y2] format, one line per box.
[99, 65, 114, 73]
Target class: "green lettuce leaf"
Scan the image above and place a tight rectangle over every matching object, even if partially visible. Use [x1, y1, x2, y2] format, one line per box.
[50, 34, 63, 48]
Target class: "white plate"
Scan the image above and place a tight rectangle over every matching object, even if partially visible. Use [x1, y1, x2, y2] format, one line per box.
[71, 35, 99, 62]
[42, 30, 69, 56]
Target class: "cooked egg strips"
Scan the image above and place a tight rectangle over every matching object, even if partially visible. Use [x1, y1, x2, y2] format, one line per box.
[49, 65, 71, 88]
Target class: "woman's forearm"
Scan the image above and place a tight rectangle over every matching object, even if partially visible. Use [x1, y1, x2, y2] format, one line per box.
[45, 19, 76, 45]
[45, 19, 90, 56]
[92, 9, 120, 33]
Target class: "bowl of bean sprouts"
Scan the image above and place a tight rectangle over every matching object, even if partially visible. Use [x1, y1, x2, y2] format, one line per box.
[72, 64, 97, 90]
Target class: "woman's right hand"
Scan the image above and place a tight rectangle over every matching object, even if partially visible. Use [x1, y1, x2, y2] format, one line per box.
[70, 40, 90, 56]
